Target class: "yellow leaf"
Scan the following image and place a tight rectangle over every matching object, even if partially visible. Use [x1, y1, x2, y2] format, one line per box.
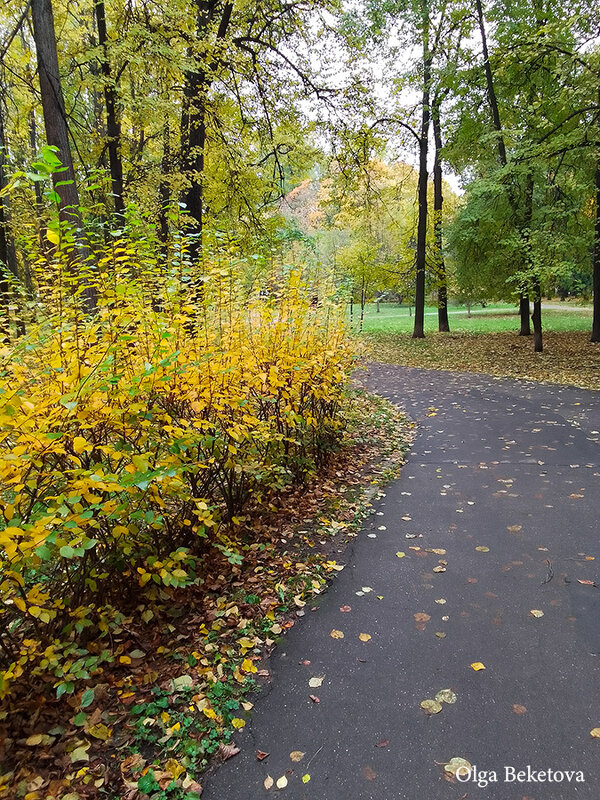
[231, 718, 246, 729]
[119, 656, 131, 665]
[470, 662, 486, 671]
[241, 658, 257, 674]
[302, 774, 310, 783]
[87, 723, 111, 741]
[420, 699, 442, 714]
[73, 436, 88, 454]
[530, 609, 544, 618]
[358, 633, 371, 642]
[46, 228, 60, 245]
[203, 708, 217, 720]
[395, 551, 406, 558]
[590, 728, 600, 738]
[475, 546, 490, 552]
[329, 629, 344, 639]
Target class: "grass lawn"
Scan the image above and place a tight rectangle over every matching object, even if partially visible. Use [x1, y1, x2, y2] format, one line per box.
[358, 302, 600, 390]
[355, 301, 593, 334]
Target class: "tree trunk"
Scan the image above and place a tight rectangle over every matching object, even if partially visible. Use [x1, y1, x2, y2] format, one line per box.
[412, 0, 431, 340]
[31, 0, 97, 310]
[180, 1, 234, 260]
[519, 293, 531, 335]
[532, 288, 543, 352]
[475, 0, 507, 168]
[591, 156, 600, 342]
[0, 88, 23, 340]
[523, 173, 542, 351]
[94, 0, 125, 216]
[359, 276, 366, 333]
[432, 94, 449, 333]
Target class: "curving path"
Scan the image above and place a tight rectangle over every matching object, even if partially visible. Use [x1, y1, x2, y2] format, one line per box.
[203, 365, 600, 799]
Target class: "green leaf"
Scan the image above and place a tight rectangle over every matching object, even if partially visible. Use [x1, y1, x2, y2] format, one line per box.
[138, 770, 159, 794]
[60, 545, 75, 559]
[73, 712, 86, 726]
[80, 688, 95, 708]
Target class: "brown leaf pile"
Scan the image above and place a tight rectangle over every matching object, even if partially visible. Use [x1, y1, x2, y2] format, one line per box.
[364, 331, 600, 389]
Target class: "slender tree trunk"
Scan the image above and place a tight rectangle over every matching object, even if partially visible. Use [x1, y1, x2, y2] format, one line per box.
[519, 293, 530, 335]
[475, 0, 507, 168]
[158, 123, 171, 253]
[532, 289, 542, 352]
[180, 1, 234, 260]
[432, 94, 449, 333]
[94, 0, 125, 216]
[181, 71, 206, 256]
[412, 0, 431, 340]
[522, 173, 542, 351]
[0, 88, 24, 339]
[359, 275, 366, 333]
[518, 293, 531, 335]
[591, 155, 600, 342]
[31, 0, 97, 310]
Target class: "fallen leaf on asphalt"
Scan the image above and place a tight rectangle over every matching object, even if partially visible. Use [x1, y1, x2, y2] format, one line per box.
[362, 586, 373, 593]
[363, 766, 377, 780]
[435, 598, 446, 604]
[512, 704, 527, 715]
[257, 750, 270, 760]
[435, 632, 446, 638]
[414, 613, 431, 623]
[264, 775, 274, 790]
[309, 695, 320, 703]
[242, 701, 254, 711]
[435, 689, 457, 704]
[507, 525, 522, 533]
[433, 566, 446, 573]
[376, 739, 389, 748]
[402, 515, 412, 521]
[308, 677, 323, 688]
[290, 751, 305, 762]
[396, 551, 406, 558]
[378, 525, 387, 530]
[330, 629, 344, 639]
[420, 699, 443, 714]
[231, 718, 246, 729]
[302, 774, 311, 783]
[359, 633, 372, 642]
[219, 743, 240, 761]
[590, 728, 600, 738]
[444, 757, 472, 776]
[577, 579, 596, 586]
[428, 548, 446, 555]
[470, 662, 485, 671]
[276, 775, 288, 789]
[530, 609, 544, 618]
[476, 546, 490, 552]
[405, 533, 418, 539]
[340, 605, 351, 612]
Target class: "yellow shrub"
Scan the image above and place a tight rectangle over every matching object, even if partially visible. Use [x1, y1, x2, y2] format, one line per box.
[0, 239, 354, 697]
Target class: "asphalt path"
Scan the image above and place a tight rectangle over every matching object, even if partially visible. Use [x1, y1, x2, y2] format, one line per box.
[203, 365, 600, 800]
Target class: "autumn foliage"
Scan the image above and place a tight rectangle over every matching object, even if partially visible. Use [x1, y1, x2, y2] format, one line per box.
[0, 233, 353, 699]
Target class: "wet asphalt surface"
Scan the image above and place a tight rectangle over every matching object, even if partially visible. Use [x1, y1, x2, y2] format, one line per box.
[203, 365, 600, 800]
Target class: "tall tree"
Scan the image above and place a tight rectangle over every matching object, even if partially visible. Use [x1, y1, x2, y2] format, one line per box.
[94, 0, 125, 216]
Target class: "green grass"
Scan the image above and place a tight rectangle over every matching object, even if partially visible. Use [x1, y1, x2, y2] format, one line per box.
[353, 301, 593, 335]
